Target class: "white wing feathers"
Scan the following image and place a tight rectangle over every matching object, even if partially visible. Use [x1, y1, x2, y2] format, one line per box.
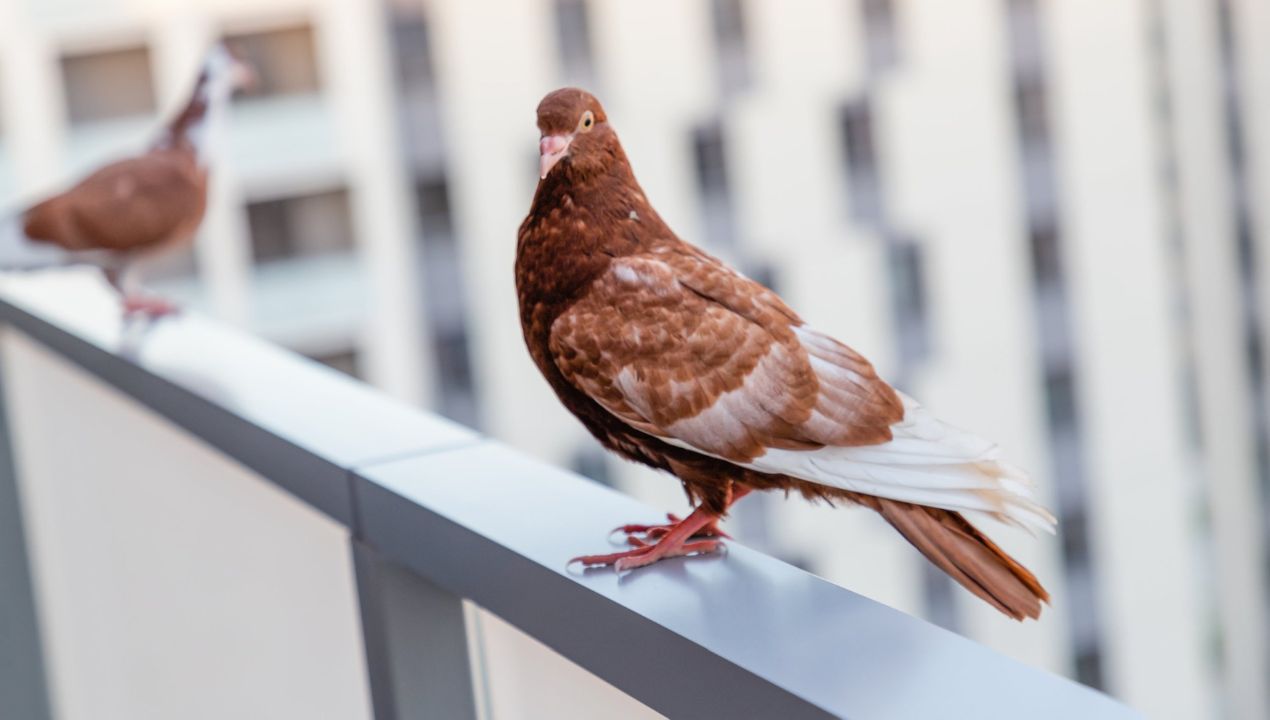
[661, 324, 1056, 535]
[737, 392, 1056, 534]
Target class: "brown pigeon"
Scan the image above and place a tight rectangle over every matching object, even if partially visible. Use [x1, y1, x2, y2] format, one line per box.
[517, 88, 1055, 620]
[0, 43, 253, 318]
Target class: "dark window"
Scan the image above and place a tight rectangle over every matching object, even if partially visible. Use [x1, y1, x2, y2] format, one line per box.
[415, 177, 480, 429]
[247, 189, 355, 264]
[692, 121, 739, 250]
[62, 46, 157, 124]
[839, 99, 882, 225]
[433, 326, 479, 428]
[1029, 222, 1063, 286]
[886, 238, 930, 369]
[1014, 78, 1050, 146]
[746, 261, 779, 293]
[387, 2, 435, 89]
[416, 178, 454, 242]
[555, 0, 596, 88]
[710, 0, 751, 96]
[1007, 0, 1105, 690]
[385, 2, 445, 173]
[570, 445, 612, 486]
[861, 0, 899, 73]
[225, 25, 320, 99]
[310, 349, 361, 379]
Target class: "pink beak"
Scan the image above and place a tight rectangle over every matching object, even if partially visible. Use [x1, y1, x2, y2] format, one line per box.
[539, 134, 571, 179]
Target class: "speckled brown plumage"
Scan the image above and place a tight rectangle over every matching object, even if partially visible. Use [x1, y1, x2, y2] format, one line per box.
[23, 148, 207, 256]
[517, 88, 1051, 620]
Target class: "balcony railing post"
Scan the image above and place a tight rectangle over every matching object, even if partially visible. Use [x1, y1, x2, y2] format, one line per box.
[352, 538, 479, 720]
[0, 332, 53, 720]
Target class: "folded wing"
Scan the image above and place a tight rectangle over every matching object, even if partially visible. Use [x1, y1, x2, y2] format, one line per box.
[550, 248, 1054, 533]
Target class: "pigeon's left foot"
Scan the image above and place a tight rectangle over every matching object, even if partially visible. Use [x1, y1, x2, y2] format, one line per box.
[573, 504, 728, 572]
[122, 294, 180, 320]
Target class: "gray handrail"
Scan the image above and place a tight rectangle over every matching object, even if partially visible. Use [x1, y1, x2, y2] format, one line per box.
[0, 278, 1140, 720]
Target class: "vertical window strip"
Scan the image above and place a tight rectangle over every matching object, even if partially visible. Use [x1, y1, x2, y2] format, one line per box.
[843, 0, 946, 628]
[1214, 0, 1270, 653]
[1003, 0, 1105, 688]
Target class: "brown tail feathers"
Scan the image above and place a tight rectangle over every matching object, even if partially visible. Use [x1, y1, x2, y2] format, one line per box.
[860, 495, 1050, 620]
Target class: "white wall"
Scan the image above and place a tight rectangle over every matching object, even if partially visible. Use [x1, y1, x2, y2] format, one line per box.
[1, 329, 374, 720]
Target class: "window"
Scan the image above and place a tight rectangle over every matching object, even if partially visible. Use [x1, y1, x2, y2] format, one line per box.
[710, 0, 751, 96]
[247, 189, 354, 264]
[415, 178, 454, 242]
[310, 349, 361, 379]
[61, 46, 157, 124]
[1006, 0, 1105, 690]
[433, 326, 479, 428]
[390, 11, 435, 90]
[570, 445, 612, 487]
[861, 0, 898, 73]
[886, 237, 930, 370]
[692, 121, 739, 250]
[414, 177, 480, 429]
[224, 25, 320, 100]
[555, 0, 596, 89]
[839, 99, 882, 225]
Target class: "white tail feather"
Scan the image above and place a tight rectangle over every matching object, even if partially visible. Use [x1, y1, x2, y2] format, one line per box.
[735, 393, 1057, 535]
[0, 213, 71, 270]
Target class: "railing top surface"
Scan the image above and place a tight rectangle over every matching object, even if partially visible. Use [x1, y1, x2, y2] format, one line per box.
[0, 272, 1139, 720]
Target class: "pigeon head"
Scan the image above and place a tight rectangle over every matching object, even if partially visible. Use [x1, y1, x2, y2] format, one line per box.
[159, 43, 255, 161]
[203, 42, 257, 98]
[536, 88, 616, 181]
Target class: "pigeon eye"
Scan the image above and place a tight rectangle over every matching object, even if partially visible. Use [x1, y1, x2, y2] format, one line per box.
[580, 111, 595, 132]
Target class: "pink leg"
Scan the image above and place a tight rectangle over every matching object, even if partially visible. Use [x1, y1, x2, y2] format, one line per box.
[122, 294, 180, 320]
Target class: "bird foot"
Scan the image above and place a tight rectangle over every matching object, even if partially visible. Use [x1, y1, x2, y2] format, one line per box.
[613, 512, 731, 544]
[574, 505, 729, 572]
[122, 295, 180, 320]
[571, 538, 723, 572]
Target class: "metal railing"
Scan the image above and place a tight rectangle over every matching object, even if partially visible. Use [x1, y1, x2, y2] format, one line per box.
[0, 273, 1139, 719]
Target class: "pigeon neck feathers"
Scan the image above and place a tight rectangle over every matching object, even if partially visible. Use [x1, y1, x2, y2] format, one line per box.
[519, 150, 663, 299]
[155, 55, 237, 167]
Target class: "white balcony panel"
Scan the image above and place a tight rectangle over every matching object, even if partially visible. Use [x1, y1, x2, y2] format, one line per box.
[471, 606, 663, 720]
[1, 329, 373, 720]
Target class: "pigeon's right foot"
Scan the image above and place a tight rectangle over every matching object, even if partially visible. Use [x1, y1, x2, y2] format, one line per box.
[122, 294, 180, 320]
[572, 503, 731, 573]
[613, 513, 731, 544]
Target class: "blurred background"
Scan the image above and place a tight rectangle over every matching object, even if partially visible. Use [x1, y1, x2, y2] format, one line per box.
[0, 0, 1266, 718]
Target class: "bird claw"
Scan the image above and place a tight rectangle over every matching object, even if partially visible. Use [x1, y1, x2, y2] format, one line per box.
[122, 295, 181, 320]
[576, 506, 732, 573]
[569, 539, 724, 573]
[609, 512, 731, 546]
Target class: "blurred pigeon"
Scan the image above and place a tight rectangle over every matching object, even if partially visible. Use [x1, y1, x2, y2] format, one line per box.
[0, 43, 253, 319]
[517, 88, 1054, 620]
